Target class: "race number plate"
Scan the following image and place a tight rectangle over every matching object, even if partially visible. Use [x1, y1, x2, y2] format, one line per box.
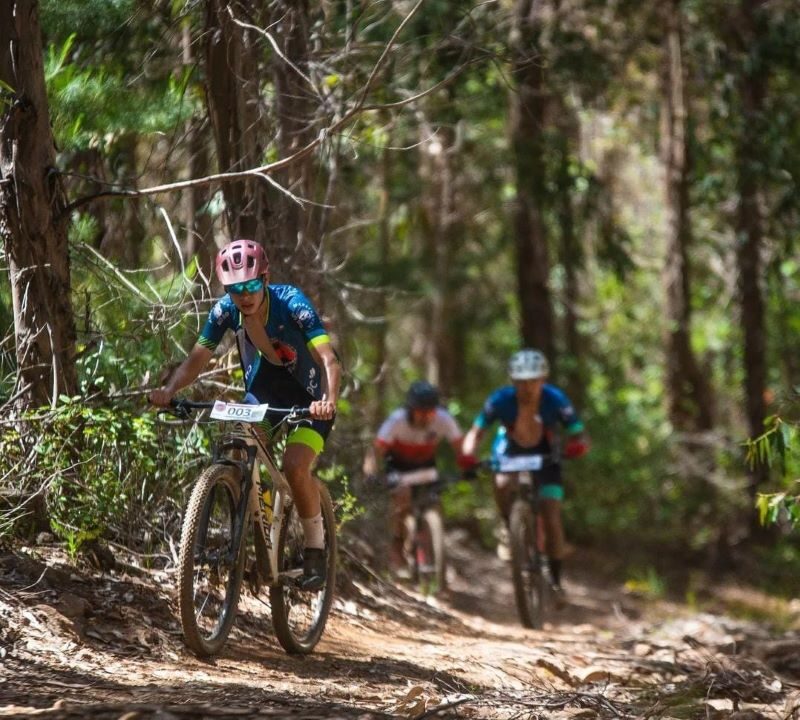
[210, 401, 268, 423]
[391, 467, 439, 487]
[496, 455, 544, 473]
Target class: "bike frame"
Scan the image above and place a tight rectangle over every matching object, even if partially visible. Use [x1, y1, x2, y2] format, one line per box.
[212, 425, 295, 587]
[169, 399, 310, 589]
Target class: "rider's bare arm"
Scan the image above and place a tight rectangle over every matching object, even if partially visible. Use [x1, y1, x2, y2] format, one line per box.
[309, 341, 340, 420]
[461, 424, 485, 459]
[149, 343, 213, 406]
[363, 441, 386, 477]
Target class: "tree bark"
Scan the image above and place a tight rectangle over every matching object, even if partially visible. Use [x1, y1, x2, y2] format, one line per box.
[204, 0, 271, 251]
[729, 0, 769, 493]
[660, 0, 714, 432]
[182, 23, 216, 281]
[268, 0, 317, 289]
[419, 120, 463, 398]
[554, 105, 584, 407]
[509, 0, 556, 362]
[0, 0, 77, 408]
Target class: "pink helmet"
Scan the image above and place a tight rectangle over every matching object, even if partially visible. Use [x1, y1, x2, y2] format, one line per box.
[215, 239, 269, 285]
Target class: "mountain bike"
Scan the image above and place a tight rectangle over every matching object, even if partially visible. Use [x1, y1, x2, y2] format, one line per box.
[387, 467, 447, 595]
[164, 398, 336, 657]
[492, 453, 556, 629]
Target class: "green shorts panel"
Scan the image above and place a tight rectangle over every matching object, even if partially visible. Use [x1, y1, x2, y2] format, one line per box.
[286, 426, 325, 455]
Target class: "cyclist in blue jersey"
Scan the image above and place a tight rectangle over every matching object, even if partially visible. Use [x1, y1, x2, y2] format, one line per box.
[462, 349, 588, 601]
[150, 239, 340, 591]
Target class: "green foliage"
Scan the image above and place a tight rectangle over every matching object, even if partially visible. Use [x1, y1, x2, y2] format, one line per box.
[624, 567, 666, 600]
[45, 34, 194, 152]
[317, 463, 363, 528]
[749, 416, 800, 529]
[0, 397, 210, 548]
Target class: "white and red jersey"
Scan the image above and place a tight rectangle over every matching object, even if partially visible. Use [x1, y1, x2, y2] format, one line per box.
[376, 408, 462, 470]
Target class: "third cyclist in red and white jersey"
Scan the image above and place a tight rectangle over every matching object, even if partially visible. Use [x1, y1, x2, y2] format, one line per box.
[364, 381, 474, 573]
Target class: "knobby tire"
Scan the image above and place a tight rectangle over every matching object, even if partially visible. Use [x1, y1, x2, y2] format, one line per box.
[417, 508, 446, 593]
[270, 481, 337, 654]
[509, 498, 545, 629]
[177, 464, 246, 657]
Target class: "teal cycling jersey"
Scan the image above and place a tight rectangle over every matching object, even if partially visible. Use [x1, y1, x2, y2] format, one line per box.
[198, 284, 330, 401]
[475, 384, 583, 435]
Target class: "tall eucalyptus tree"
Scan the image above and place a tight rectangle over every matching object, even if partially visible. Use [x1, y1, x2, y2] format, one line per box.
[660, 0, 714, 432]
[0, 0, 77, 408]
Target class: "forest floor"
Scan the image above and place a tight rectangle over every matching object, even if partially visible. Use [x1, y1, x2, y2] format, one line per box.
[1, 530, 800, 720]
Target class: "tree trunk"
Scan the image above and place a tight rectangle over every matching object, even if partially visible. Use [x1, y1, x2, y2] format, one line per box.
[268, 0, 317, 289]
[185, 119, 217, 282]
[554, 107, 584, 407]
[420, 121, 463, 399]
[730, 0, 769, 494]
[102, 132, 146, 267]
[374, 133, 392, 425]
[660, 0, 714, 432]
[204, 0, 271, 251]
[509, 0, 555, 362]
[0, 0, 77, 409]
[182, 23, 216, 281]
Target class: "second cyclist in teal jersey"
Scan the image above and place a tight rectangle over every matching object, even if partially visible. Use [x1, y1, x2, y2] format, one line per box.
[150, 239, 340, 591]
[462, 349, 588, 601]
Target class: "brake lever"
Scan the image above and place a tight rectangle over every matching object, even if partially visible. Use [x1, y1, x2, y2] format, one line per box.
[157, 401, 190, 421]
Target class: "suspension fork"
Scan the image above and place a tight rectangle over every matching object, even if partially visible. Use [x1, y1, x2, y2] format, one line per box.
[217, 444, 258, 564]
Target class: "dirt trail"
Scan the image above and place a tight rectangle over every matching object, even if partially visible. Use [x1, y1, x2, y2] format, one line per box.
[1, 534, 799, 719]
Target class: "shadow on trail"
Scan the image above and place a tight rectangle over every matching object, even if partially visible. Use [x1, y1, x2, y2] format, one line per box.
[1, 655, 396, 719]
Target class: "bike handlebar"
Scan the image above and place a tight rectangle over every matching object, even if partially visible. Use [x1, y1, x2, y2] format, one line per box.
[162, 398, 313, 421]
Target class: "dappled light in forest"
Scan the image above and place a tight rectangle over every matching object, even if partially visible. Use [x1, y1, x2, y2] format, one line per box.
[1, 0, 799, 716]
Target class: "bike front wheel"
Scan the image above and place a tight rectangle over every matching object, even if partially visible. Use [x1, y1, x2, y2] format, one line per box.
[416, 508, 446, 594]
[509, 498, 546, 629]
[177, 464, 246, 657]
[270, 481, 337, 654]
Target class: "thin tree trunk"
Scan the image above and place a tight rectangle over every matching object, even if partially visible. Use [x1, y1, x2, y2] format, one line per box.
[204, 0, 270, 250]
[730, 0, 769, 494]
[374, 131, 392, 425]
[661, 0, 714, 432]
[0, 0, 77, 409]
[181, 22, 216, 281]
[554, 107, 584, 406]
[509, 0, 555, 362]
[184, 119, 216, 282]
[419, 120, 460, 397]
[269, 0, 316, 288]
[102, 132, 145, 267]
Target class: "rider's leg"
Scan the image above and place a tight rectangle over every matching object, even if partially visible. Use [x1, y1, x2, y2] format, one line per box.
[389, 486, 412, 573]
[540, 497, 566, 587]
[282, 442, 321, 522]
[492, 474, 516, 560]
[492, 473, 515, 525]
[282, 437, 328, 590]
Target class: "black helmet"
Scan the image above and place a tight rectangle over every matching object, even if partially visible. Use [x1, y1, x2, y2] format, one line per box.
[406, 380, 439, 410]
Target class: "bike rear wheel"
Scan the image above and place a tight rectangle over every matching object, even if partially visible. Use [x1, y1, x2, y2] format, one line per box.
[270, 481, 337, 654]
[509, 498, 546, 629]
[177, 465, 245, 656]
[416, 508, 446, 594]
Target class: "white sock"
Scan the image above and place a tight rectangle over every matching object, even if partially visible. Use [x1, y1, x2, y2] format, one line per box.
[301, 513, 325, 550]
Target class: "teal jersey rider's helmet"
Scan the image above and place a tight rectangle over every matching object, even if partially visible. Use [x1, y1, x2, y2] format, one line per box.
[508, 349, 549, 381]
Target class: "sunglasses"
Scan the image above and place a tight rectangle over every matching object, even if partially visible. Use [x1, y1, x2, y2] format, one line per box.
[225, 278, 264, 295]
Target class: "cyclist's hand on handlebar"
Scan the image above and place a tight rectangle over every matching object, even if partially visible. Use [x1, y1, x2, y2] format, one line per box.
[149, 388, 173, 407]
[458, 454, 481, 480]
[309, 399, 336, 420]
[564, 435, 590, 459]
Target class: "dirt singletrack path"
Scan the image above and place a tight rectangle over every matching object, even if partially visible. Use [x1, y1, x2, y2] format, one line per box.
[1, 534, 799, 719]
